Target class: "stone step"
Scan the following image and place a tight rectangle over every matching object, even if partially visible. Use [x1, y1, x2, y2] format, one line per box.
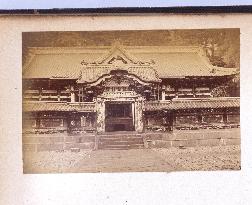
[99, 137, 143, 142]
[99, 142, 144, 149]
[99, 140, 144, 146]
[99, 134, 142, 137]
[99, 144, 144, 150]
[98, 135, 142, 139]
[97, 133, 144, 150]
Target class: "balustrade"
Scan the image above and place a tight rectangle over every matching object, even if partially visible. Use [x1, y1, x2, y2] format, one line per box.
[23, 89, 71, 102]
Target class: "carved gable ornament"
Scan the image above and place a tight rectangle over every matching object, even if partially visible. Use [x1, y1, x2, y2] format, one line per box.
[79, 43, 161, 84]
[108, 55, 128, 65]
[98, 43, 136, 65]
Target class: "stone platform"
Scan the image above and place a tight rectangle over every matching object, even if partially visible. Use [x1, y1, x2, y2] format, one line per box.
[22, 128, 240, 152]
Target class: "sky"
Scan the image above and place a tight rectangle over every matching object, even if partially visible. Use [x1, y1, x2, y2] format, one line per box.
[0, 0, 251, 9]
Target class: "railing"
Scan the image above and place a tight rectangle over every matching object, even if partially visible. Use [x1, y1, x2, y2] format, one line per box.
[162, 87, 212, 99]
[23, 89, 71, 102]
[68, 102, 96, 112]
[23, 90, 40, 101]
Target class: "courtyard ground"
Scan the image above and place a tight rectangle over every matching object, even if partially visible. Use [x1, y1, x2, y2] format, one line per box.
[23, 145, 240, 173]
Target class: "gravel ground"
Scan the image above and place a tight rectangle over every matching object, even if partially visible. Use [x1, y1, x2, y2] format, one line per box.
[23, 150, 92, 173]
[153, 145, 241, 171]
[23, 145, 240, 173]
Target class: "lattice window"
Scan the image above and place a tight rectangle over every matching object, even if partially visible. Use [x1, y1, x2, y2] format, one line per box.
[40, 118, 64, 128]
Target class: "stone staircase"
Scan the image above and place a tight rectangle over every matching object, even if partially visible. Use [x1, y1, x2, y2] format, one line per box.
[98, 132, 144, 150]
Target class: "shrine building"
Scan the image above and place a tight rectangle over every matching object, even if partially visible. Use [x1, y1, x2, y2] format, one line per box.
[22, 43, 240, 135]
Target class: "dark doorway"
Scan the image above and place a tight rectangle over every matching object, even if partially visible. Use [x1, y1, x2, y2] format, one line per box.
[105, 102, 134, 132]
[114, 124, 125, 131]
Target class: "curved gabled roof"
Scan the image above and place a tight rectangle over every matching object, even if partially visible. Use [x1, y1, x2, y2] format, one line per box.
[23, 45, 238, 81]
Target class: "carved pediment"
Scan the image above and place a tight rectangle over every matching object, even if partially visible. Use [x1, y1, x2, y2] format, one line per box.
[79, 43, 160, 84]
[103, 75, 132, 87]
[83, 72, 154, 100]
[108, 55, 128, 65]
[99, 43, 137, 65]
[80, 45, 136, 67]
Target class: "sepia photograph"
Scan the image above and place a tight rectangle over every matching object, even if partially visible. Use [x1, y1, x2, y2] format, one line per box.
[22, 29, 240, 173]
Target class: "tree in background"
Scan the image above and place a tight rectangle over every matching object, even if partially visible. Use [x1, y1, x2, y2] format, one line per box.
[211, 73, 240, 97]
[177, 29, 240, 68]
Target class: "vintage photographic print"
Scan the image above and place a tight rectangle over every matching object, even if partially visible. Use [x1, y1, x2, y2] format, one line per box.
[22, 29, 240, 173]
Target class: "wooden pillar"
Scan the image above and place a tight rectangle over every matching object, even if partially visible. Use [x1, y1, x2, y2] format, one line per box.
[96, 98, 105, 133]
[35, 112, 41, 129]
[161, 84, 166, 101]
[161, 90, 166, 101]
[78, 86, 83, 102]
[70, 86, 75, 102]
[132, 102, 135, 129]
[169, 111, 174, 131]
[135, 97, 144, 132]
[57, 89, 61, 102]
[175, 86, 178, 98]
[81, 87, 84, 102]
[153, 87, 156, 100]
[39, 88, 42, 101]
[197, 114, 203, 123]
[192, 82, 196, 98]
[223, 109, 228, 123]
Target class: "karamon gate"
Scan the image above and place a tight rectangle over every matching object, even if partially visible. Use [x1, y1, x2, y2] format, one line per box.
[95, 73, 145, 133]
[77, 46, 161, 133]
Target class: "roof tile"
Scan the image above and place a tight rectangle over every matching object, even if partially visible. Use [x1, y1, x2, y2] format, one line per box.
[144, 97, 240, 111]
[23, 46, 238, 80]
[23, 102, 96, 112]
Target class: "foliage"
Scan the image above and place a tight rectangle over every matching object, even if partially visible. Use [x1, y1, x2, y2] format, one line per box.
[211, 86, 229, 97]
[211, 74, 240, 97]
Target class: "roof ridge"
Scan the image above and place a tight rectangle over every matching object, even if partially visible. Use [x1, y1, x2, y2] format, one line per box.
[26, 45, 205, 54]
